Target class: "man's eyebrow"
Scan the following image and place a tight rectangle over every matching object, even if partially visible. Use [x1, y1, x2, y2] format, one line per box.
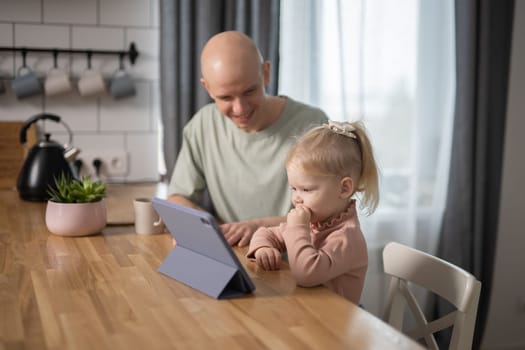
[215, 93, 232, 99]
[215, 84, 259, 99]
[244, 84, 260, 93]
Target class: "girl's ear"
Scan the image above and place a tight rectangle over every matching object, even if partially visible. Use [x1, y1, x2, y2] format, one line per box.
[339, 177, 354, 199]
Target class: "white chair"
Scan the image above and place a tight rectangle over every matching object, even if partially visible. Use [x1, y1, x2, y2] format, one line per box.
[382, 242, 481, 350]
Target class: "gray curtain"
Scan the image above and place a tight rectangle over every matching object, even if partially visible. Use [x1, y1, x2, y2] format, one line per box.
[434, 0, 514, 348]
[159, 0, 280, 180]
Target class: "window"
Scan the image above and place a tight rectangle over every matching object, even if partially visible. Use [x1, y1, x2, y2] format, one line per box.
[279, 0, 455, 315]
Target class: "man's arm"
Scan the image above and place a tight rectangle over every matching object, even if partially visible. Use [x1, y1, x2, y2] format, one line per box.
[221, 215, 286, 247]
[167, 194, 206, 212]
[167, 194, 286, 247]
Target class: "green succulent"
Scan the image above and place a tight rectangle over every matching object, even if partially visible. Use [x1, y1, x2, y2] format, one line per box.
[47, 173, 106, 203]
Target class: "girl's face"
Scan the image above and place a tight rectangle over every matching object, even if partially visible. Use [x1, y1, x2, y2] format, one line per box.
[286, 163, 352, 223]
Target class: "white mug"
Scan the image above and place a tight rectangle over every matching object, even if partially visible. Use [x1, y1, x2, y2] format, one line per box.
[133, 198, 165, 234]
[44, 68, 72, 96]
[77, 69, 105, 97]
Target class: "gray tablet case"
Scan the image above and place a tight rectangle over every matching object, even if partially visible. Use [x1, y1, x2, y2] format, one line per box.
[152, 197, 255, 299]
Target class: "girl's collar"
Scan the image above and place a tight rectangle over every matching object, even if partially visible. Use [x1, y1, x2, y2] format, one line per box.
[310, 200, 355, 231]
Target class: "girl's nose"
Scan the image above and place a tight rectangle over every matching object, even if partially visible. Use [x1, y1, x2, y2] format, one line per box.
[292, 193, 302, 205]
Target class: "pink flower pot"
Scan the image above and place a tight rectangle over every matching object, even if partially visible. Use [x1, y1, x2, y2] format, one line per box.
[45, 199, 107, 236]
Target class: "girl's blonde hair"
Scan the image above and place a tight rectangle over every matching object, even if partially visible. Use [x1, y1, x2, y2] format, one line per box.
[286, 120, 380, 215]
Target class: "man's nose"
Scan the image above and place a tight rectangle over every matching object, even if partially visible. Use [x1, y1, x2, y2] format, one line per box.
[232, 97, 248, 115]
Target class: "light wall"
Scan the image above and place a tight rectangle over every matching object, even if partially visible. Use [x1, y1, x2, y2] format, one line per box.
[0, 0, 161, 182]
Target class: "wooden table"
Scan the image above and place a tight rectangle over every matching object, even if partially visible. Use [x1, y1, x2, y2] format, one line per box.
[0, 185, 424, 350]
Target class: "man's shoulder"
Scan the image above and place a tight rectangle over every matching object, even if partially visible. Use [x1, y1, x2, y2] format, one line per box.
[184, 103, 223, 131]
[278, 97, 328, 133]
[283, 96, 328, 122]
[188, 103, 220, 122]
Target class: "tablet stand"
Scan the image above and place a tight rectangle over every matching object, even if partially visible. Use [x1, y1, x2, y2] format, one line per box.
[158, 246, 250, 299]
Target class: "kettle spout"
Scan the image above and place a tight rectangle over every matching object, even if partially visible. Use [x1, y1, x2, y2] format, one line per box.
[64, 147, 81, 161]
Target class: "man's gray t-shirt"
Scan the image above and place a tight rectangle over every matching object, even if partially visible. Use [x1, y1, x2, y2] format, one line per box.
[168, 96, 328, 223]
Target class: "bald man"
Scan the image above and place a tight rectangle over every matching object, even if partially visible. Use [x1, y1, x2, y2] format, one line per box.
[167, 31, 327, 246]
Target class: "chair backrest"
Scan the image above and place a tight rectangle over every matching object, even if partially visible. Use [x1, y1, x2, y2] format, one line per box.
[382, 242, 481, 350]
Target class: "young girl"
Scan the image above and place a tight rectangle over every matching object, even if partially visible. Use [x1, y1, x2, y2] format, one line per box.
[246, 120, 379, 304]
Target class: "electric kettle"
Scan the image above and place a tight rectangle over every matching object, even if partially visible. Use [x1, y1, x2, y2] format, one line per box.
[17, 113, 79, 201]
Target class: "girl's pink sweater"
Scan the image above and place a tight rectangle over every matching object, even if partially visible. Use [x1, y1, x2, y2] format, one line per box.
[247, 201, 368, 304]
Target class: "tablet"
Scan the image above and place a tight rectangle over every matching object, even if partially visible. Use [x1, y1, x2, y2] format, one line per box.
[152, 197, 255, 299]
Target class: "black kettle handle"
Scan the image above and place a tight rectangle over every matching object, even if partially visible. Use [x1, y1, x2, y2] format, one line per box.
[20, 113, 61, 145]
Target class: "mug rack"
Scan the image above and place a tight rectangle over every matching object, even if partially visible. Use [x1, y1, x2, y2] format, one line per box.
[0, 42, 139, 65]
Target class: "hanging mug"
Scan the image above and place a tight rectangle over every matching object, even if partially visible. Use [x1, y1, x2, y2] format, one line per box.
[109, 69, 136, 99]
[77, 68, 106, 97]
[44, 67, 72, 96]
[11, 66, 42, 99]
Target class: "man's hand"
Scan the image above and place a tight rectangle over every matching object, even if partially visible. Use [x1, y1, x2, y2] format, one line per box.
[254, 247, 282, 270]
[287, 205, 311, 226]
[220, 221, 258, 247]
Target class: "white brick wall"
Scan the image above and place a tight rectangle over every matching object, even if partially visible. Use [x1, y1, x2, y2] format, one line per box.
[0, 0, 161, 183]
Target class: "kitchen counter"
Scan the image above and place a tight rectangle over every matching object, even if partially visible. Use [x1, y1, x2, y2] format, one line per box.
[104, 182, 167, 225]
[0, 184, 423, 350]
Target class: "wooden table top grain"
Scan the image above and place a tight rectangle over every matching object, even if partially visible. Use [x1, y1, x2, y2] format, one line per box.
[0, 185, 423, 350]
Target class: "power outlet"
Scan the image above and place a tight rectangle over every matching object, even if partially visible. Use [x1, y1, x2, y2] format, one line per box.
[77, 150, 128, 179]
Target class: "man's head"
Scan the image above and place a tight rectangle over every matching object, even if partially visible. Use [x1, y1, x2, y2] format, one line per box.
[200, 31, 271, 132]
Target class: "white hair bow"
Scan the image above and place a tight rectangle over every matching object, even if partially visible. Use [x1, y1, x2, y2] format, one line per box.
[324, 120, 357, 139]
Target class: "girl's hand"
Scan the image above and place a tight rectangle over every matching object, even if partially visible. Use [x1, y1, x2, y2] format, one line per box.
[287, 205, 311, 226]
[254, 247, 282, 270]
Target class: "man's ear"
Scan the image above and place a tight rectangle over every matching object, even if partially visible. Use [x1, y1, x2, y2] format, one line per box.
[200, 78, 213, 98]
[339, 177, 354, 199]
[262, 61, 271, 86]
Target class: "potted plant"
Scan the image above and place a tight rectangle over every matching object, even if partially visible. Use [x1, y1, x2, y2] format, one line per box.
[45, 173, 107, 236]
